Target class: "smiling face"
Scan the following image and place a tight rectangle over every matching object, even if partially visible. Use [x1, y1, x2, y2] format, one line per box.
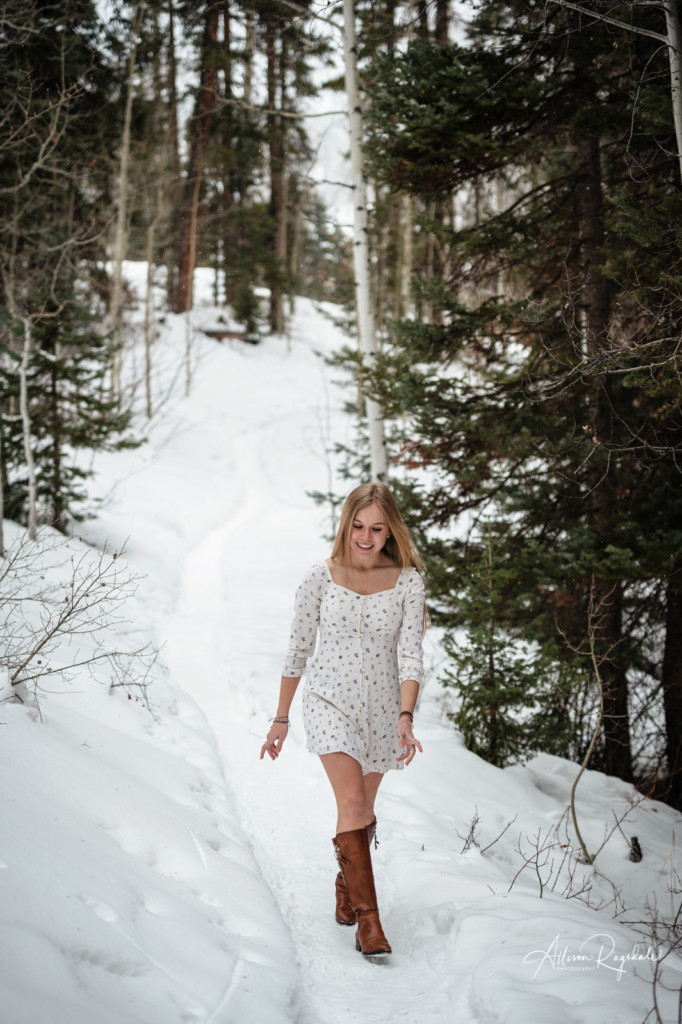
[350, 502, 390, 563]
[332, 483, 418, 571]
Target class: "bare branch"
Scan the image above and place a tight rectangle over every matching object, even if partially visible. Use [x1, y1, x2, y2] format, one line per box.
[545, 0, 669, 44]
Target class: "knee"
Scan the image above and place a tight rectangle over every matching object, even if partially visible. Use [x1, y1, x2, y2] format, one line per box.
[339, 788, 366, 822]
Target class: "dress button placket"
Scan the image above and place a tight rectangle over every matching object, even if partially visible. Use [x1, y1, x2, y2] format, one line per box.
[358, 596, 368, 744]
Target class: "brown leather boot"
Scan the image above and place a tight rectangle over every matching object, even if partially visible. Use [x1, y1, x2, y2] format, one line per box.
[332, 826, 391, 956]
[335, 819, 377, 926]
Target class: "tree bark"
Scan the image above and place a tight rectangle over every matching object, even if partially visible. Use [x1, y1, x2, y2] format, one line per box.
[110, 3, 145, 402]
[19, 317, 37, 541]
[343, 0, 388, 482]
[662, 564, 682, 807]
[395, 192, 413, 319]
[288, 172, 302, 317]
[664, 1, 682, 185]
[575, 129, 633, 782]
[219, 2, 233, 306]
[174, 1, 220, 314]
[416, 0, 428, 38]
[265, 14, 286, 334]
[0, 429, 4, 556]
[144, 5, 166, 418]
[275, 30, 288, 334]
[243, 8, 255, 108]
[548, 0, 682, 186]
[435, 0, 449, 44]
[165, 3, 181, 308]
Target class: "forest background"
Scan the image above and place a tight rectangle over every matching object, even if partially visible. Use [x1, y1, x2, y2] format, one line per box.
[1, 0, 682, 814]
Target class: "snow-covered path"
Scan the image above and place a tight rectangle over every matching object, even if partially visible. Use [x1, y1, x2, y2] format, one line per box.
[155, 321, 471, 1023]
[77, 289, 681, 1024]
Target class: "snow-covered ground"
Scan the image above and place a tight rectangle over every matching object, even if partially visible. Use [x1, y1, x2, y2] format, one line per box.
[2, 267, 681, 1024]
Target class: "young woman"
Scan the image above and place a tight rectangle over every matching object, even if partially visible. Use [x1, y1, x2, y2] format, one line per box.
[260, 483, 426, 958]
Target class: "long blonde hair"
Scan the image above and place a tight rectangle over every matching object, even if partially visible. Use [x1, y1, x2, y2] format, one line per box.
[331, 483, 425, 574]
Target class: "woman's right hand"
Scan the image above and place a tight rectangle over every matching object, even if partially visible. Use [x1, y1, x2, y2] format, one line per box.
[260, 721, 289, 761]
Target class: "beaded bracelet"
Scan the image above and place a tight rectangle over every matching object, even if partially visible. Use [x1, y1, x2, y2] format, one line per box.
[399, 710, 414, 722]
[273, 716, 290, 725]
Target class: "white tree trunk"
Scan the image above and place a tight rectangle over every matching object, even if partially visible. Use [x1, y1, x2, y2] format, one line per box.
[185, 170, 201, 398]
[0, 422, 5, 556]
[664, 1, 682, 185]
[144, 216, 156, 419]
[110, 4, 145, 402]
[398, 192, 413, 318]
[19, 317, 37, 541]
[342, 0, 388, 483]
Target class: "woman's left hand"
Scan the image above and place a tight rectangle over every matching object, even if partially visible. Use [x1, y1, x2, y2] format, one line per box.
[396, 718, 423, 766]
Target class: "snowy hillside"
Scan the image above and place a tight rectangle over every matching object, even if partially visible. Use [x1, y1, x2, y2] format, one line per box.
[2, 267, 681, 1024]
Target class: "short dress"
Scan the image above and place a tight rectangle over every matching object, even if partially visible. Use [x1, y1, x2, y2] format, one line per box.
[282, 560, 425, 774]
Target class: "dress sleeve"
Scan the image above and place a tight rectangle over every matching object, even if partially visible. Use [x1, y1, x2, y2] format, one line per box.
[398, 569, 425, 685]
[281, 562, 327, 677]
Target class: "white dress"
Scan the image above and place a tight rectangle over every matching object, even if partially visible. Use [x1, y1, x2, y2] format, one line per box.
[282, 560, 425, 774]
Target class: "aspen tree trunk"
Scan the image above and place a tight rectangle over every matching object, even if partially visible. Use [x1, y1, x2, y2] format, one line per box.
[109, 13, 140, 398]
[19, 317, 37, 540]
[342, 0, 387, 482]
[277, 34, 289, 304]
[165, 4, 181, 307]
[397, 192, 413, 318]
[220, 2, 233, 305]
[420, 0, 449, 327]
[239, 8, 256, 214]
[394, 1, 416, 320]
[0, 418, 5, 556]
[266, 16, 287, 334]
[664, 0, 682, 184]
[425, 198, 436, 323]
[110, 3, 145, 404]
[373, 181, 387, 333]
[174, 1, 220, 314]
[144, 197, 162, 417]
[144, 6, 165, 419]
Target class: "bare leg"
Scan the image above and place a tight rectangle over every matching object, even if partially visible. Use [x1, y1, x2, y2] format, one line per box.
[363, 771, 383, 828]
[320, 753, 384, 833]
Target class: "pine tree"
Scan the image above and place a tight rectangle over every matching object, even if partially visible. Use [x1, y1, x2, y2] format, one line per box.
[0, 0, 138, 530]
[359, 2, 682, 788]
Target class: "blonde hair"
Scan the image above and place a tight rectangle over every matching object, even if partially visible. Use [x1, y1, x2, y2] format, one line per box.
[331, 483, 425, 575]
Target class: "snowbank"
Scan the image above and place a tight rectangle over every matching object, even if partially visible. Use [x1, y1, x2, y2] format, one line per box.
[2, 267, 681, 1023]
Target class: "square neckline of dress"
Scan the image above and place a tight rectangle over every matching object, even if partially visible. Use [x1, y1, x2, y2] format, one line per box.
[322, 558, 405, 597]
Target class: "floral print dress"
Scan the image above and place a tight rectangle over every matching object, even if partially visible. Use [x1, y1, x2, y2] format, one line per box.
[282, 560, 425, 774]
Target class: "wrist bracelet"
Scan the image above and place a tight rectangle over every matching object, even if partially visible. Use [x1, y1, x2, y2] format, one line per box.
[273, 716, 290, 725]
[399, 710, 414, 722]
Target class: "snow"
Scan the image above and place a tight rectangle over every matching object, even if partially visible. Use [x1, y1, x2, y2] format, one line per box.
[2, 265, 681, 1023]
